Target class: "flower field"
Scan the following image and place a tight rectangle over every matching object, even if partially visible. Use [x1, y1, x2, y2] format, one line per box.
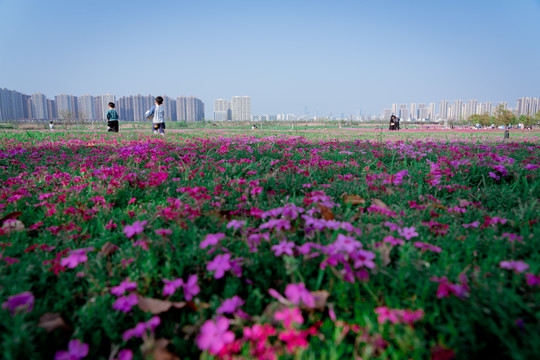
[1, 129, 539, 359]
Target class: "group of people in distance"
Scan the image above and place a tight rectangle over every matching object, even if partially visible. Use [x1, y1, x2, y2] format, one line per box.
[389, 115, 400, 130]
[105, 96, 165, 135]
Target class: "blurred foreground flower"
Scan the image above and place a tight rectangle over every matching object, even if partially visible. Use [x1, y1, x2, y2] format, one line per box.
[2, 291, 34, 315]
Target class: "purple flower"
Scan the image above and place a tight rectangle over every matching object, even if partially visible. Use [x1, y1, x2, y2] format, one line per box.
[271, 240, 295, 256]
[112, 293, 139, 312]
[183, 274, 200, 300]
[284, 283, 315, 308]
[462, 221, 480, 228]
[115, 349, 133, 360]
[259, 219, 291, 231]
[398, 226, 419, 240]
[216, 295, 245, 314]
[54, 339, 89, 360]
[2, 291, 34, 315]
[488, 172, 500, 180]
[500, 260, 530, 273]
[383, 235, 404, 246]
[122, 316, 161, 341]
[123, 220, 147, 238]
[111, 279, 137, 296]
[414, 241, 442, 253]
[196, 317, 235, 355]
[525, 273, 540, 287]
[162, 278, 183, 297]
[60, 247, 94, 269]
[226, 220, 246, 230]
[200, 233, 226, 249]
[332, 234, 362, 253]
[207, 253, 232, 279]
[352, 249, 376, 269]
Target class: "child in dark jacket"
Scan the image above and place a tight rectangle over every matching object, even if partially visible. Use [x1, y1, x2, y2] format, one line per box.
[106, 102, 119, 132]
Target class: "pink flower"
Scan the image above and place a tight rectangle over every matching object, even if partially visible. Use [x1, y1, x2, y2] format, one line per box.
[216, 295, 245, 314]
[226, 220, 246, 230]
[112, 293, 138, 312]
[353, 249, 376, 269]
[284, 283, 315, 308]
[271, 240, 295, 256]
[183, 274, 200, 300]
[200, 233, 226, 249]
[155, 228, 173, 236]
[333, 234, 362, 253]
[278, 328, 309, 352]
[398, 226, 419, 240]
[54, 339, 89, 360]
[375, 306, 424, 325]
[274, 307, 304, 328]
[123, 220, 147, 238]
[122, 316, 161, 341]
[462, 221, 480, 228]
[115, 349, 133, 360]
[414, 241, 442, 253]
[162, 278, 183, 296]
[525, 273, 540, 287]
[2, 291, 34, 315]
[383, 235, 404, 246]
[207, 253, 232, 279]
[111, 279, 137, 296]
[499, 260, 530, 273]
[502, 233, 523, 243]
[60, 247, 94, 268]
[196, 317, 235, 355]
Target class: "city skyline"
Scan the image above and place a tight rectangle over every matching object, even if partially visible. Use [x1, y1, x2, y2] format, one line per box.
[0, 0, 539, 116]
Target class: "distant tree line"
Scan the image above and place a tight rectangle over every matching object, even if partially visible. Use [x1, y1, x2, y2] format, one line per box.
[467, 105, 540, 128]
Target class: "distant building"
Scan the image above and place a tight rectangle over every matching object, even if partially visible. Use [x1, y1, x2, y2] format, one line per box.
[30, 93, 49, 119]
[177, 96, 204, 122]
[231, 96, 251, 121]
[214, 99, 230, 121]
[0, 88, 28, 121]
[55, 93, 78, 118]
[78, 95, 95, 120]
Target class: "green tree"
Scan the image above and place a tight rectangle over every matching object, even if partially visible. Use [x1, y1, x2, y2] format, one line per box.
[493, 105, 514, 126]
[468, 113, 491, 127]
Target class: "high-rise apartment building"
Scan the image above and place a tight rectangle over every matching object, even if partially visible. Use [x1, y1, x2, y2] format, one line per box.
[439, 100, 449, 120]
[30, 93, 49, 119]
[231, 96, 251, 121]
[399, 104, 409, 120]
[78, 95, 95, 120]
[516, 97, 539, 117]
[214, 99, 230, 121]
[162, 95, 177, 122]
[391, 104, 398, 116]
[55, 93, 78, 118]
[0, 88, 27, 121]
[177, 96, 204, 122]
[410, 103, 417, 120]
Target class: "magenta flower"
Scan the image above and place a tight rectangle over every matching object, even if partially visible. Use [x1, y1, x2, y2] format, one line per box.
[271, 240, 295, 256]
[122, 316, 161, 341]
[274, 307, 304, 328]
[216, 295, 245, 314]
[112, 293, 139, 312]
[183, 274, 200, 300]
[162, 278, 183, 297]
[398, 226, 419, 240]
[414, 241, 442, 253]
[54, 339, 89, 360]
[333, 234, 362, 253]
[60, 247, 94, 268]
[525, 273, 540, 287]
[196, 317, 235, 355]
[353, 249, 376, 269]
[111, 279, 137, 296]
[226, 220, 246, 230]
[200, 233, 226, 249]
[207, 253, 232, 279]
[2, 291, 34, 315]
[123, 220, 147, 238]
[462, 221, 480, 228]
[284, 283, 315, 308]
[499, 260, 530, 273]
[155, 228, 173, 237]
[115, 349, 133, 360]
[383, 235, 404, 246]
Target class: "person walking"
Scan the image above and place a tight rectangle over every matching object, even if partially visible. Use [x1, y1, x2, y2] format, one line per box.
[106, 102, 119, 132]
[145, 96, 165, 135]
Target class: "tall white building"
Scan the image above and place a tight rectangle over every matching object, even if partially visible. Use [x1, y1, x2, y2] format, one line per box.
[410, 103, 417, 120]
[78, 95, 95, 120]
[31, 93, 49, 119]
[231, 96, 251, 121]
[55, 93, 78, 118]
[214, 99, 230, 121]
[399, 104, 409, 120]
[439, 100, 449, 120]
[0, 88, 27, 121]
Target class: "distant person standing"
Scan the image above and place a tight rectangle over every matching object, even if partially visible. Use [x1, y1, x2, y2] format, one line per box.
[49, 121, 54, 131]
[395, 115, 400, 130]
[389, 115, 398, 130]
[145, 96, 165, 135]
[106, 102, 119, 132]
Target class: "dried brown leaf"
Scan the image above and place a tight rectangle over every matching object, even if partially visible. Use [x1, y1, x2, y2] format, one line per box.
[138, 297, 186, 314]
[319, 204, 335, 220]
[38, 313, 70, 332]
[343, 195, 366, 205]
[0, 211, 22, 223]
[377, 244, 392, 267]
[371, 198, 390, 211]
[311, 290, 330, 311]
[99, 241, 118, 257]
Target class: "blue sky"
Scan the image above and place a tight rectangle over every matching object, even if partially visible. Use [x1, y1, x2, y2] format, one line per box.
[1, 0, 539, 116]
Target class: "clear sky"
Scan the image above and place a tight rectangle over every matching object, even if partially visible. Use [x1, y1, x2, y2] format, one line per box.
[1, 0, 539, 116]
